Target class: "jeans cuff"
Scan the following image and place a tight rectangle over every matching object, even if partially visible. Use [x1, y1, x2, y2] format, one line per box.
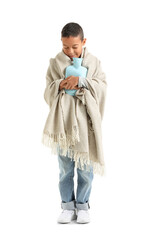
[76, 202, 90, 210]
[61, 200, 76, 210]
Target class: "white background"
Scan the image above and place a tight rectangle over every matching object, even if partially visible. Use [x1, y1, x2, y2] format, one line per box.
[0, 0, 160, 239]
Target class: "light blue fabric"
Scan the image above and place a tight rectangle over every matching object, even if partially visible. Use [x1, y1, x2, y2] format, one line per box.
[57, 146, 94, 210]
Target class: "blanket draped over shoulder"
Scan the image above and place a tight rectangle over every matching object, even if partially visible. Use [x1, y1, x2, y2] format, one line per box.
[42, 47, 107, 176]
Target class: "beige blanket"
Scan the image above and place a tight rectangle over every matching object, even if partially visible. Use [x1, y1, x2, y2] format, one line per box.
[42, 47, 107, 176]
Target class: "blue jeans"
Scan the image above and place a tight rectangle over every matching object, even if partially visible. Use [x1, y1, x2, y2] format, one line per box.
[57, 147, 94, 210]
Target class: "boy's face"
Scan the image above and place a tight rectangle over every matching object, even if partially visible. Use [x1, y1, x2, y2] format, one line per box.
[61, 35, 86, 60]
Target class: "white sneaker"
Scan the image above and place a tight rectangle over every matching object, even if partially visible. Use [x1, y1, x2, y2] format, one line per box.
[57, 209, 77, 223]
[76, 210, 90, 224]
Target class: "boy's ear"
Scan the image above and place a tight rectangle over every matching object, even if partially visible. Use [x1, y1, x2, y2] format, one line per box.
[82, 38, 87, 45]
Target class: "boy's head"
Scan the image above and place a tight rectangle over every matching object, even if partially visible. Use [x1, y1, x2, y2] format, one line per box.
[61, 22, 87, 60]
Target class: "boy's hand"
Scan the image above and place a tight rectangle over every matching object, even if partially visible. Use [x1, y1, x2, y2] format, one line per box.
[65, 76, 79, 89]
[59, 76, 81, 90]
[59, 80, 67, 91]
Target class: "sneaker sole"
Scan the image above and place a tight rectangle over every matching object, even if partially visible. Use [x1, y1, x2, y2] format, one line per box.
[57, 214, 77, 224]
[77, 219, 90, 224]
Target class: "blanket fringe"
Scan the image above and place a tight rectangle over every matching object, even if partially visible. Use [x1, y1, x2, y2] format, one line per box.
[42, 125, 80, 149]
[41, 132, 105, 176]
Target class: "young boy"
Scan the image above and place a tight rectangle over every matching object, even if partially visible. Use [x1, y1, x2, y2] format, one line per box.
[42, 22, 107, 224]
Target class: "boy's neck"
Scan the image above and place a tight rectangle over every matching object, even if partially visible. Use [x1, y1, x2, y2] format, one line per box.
[79, 47, 84, 58]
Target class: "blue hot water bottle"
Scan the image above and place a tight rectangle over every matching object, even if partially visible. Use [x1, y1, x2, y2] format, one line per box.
[64, 57, 88, 96]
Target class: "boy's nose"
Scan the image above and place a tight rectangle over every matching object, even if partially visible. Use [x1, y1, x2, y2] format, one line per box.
[68, 52, 74, 56]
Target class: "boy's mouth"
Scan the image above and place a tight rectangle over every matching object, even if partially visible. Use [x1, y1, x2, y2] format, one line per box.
[69, 56, 76, 61]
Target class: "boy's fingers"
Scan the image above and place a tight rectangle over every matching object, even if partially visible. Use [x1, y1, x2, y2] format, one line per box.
[65, 76, 73, 81]
[61, 80, 67, 86]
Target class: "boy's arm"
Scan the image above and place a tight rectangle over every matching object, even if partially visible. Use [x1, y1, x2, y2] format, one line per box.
[44, 60, 64, 108]
[84, 59, 107, 120]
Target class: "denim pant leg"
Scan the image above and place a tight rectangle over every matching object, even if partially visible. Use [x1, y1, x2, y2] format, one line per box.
[57, 147, 76, 210]
[76, 164, 94, 210]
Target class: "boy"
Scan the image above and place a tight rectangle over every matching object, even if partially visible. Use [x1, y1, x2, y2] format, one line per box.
[42, 22, 107, 224]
